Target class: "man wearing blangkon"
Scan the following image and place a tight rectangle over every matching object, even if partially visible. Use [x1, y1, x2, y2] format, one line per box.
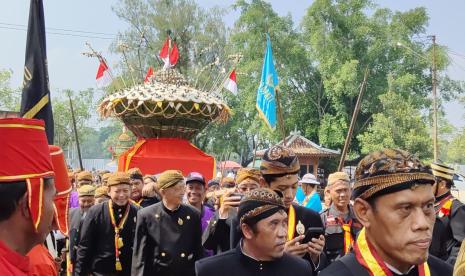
[321, 149, 453, 276]
[196, 188, 313, 276]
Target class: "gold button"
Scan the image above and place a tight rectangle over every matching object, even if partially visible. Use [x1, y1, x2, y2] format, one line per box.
[161, 252, 166, 257]
[181, 253, 186, 258]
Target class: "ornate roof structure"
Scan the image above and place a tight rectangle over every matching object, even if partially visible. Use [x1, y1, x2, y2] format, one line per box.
[99, 68, 230, 140]
[256, 130, 340, 158]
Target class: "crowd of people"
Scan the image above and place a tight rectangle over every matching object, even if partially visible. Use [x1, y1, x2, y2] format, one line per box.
[2, 117, 465, 276]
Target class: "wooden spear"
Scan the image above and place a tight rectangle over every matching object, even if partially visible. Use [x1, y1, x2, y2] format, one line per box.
[338, 67, 369, 171]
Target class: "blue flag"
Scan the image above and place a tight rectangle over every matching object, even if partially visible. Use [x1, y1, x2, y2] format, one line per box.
[256, 34, 278, 130]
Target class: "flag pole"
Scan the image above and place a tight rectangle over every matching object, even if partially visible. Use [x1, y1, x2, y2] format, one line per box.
[338, 67, 369, 171]
[67, 91, 84, 171]
[210, 54, 242, 94]
[275, 87, 287, 144]
[200, 59, 221, 92]
[212, 67, 235, 94]
[211, 67, 228, 93]
[164, 29, 172, 70]
[82, 42, 126, 91]
[20, 0, 54, 144]
[252, 131, 260, 168]
[118, 43, 138, 87]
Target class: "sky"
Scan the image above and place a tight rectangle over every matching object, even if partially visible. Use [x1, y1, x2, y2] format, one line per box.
[1, 0, 464, 128]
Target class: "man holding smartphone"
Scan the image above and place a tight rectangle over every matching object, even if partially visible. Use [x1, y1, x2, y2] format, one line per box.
[196, 188, 313, 276]
[203, 168, 261, 254]
[204, 146, 326, 271]
[257, 145, 326, 271]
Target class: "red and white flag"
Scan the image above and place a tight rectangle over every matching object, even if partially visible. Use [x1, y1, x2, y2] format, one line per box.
[159, 37, 179, 69]
[95, 60, 108, 79]
[144, 66, 154, 83]
[95, 59, 111, 87]
[223, 70, 238, 95]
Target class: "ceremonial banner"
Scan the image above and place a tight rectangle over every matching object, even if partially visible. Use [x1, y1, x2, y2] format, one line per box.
[20, 0, 54, 144]
[256, 34, 278, 130]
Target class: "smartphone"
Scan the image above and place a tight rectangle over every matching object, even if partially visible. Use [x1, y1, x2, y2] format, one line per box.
[302, 227, 324, 244]
[230, 192, 244, 201]
[219, 192, 243, 207]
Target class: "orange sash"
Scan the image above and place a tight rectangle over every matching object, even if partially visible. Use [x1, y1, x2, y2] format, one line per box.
[287, 205, 296, 241]
[437, 196, 453, 218]
[66, 239, 72, 275]
[130, 199, 143, 207]
[354, 228, 430, 276]
[301, 191, 315, 207]
[337, 218, 353, 254]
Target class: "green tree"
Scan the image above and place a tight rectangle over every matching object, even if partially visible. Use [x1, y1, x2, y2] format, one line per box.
[446, 128, 465, 164]
[108, 0, 464, 166]
[101, 120, 136, 159]
[357, 90, 431, 159]
[301, 0, 463, 154]
[444, 97, 465, 164]
[53, 89, 95, 152]
[112, 0, 228, 87]
[196, 0, 314, 165]
[0, 69, 20, 110]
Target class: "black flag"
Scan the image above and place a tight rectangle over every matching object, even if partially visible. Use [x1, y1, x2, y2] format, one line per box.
[20, 0, 54, 144]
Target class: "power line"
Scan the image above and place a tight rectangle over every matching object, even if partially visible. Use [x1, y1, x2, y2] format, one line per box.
[446, 48, 465, 60]
[0, 26, 115, 40]
[447, 55, 465, 74]
[0, 22, 117, 36]
[443, 48, 465, 73]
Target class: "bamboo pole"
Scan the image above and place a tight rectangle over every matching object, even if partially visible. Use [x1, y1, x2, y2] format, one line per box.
[431, 35, 438, 161]
[252, 131, 260, 167]
[68, 92, 84, 171]
[338, 68, 369, 171]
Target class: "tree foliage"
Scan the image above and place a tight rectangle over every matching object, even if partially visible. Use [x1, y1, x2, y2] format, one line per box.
[0, 69, 21, 111]
[196, 0, 309, 165]
[302, 0, 436, 151]
[447, 128, 465, 164]
[112, 0, 228, 88]
[357, 90, 432, 159]
[103, 0, 465, 165]
[53, 89, 95, 151]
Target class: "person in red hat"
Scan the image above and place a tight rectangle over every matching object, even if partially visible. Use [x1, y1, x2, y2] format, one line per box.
[0, 118, 57, 275]
[28, 145, 73, 276]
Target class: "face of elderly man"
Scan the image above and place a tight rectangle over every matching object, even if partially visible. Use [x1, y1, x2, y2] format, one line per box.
[354, 184, 435, 273]
[328, 180, 350, 210]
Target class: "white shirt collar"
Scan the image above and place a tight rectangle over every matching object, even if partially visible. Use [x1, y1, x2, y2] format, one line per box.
[384, 262, 415, 275]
